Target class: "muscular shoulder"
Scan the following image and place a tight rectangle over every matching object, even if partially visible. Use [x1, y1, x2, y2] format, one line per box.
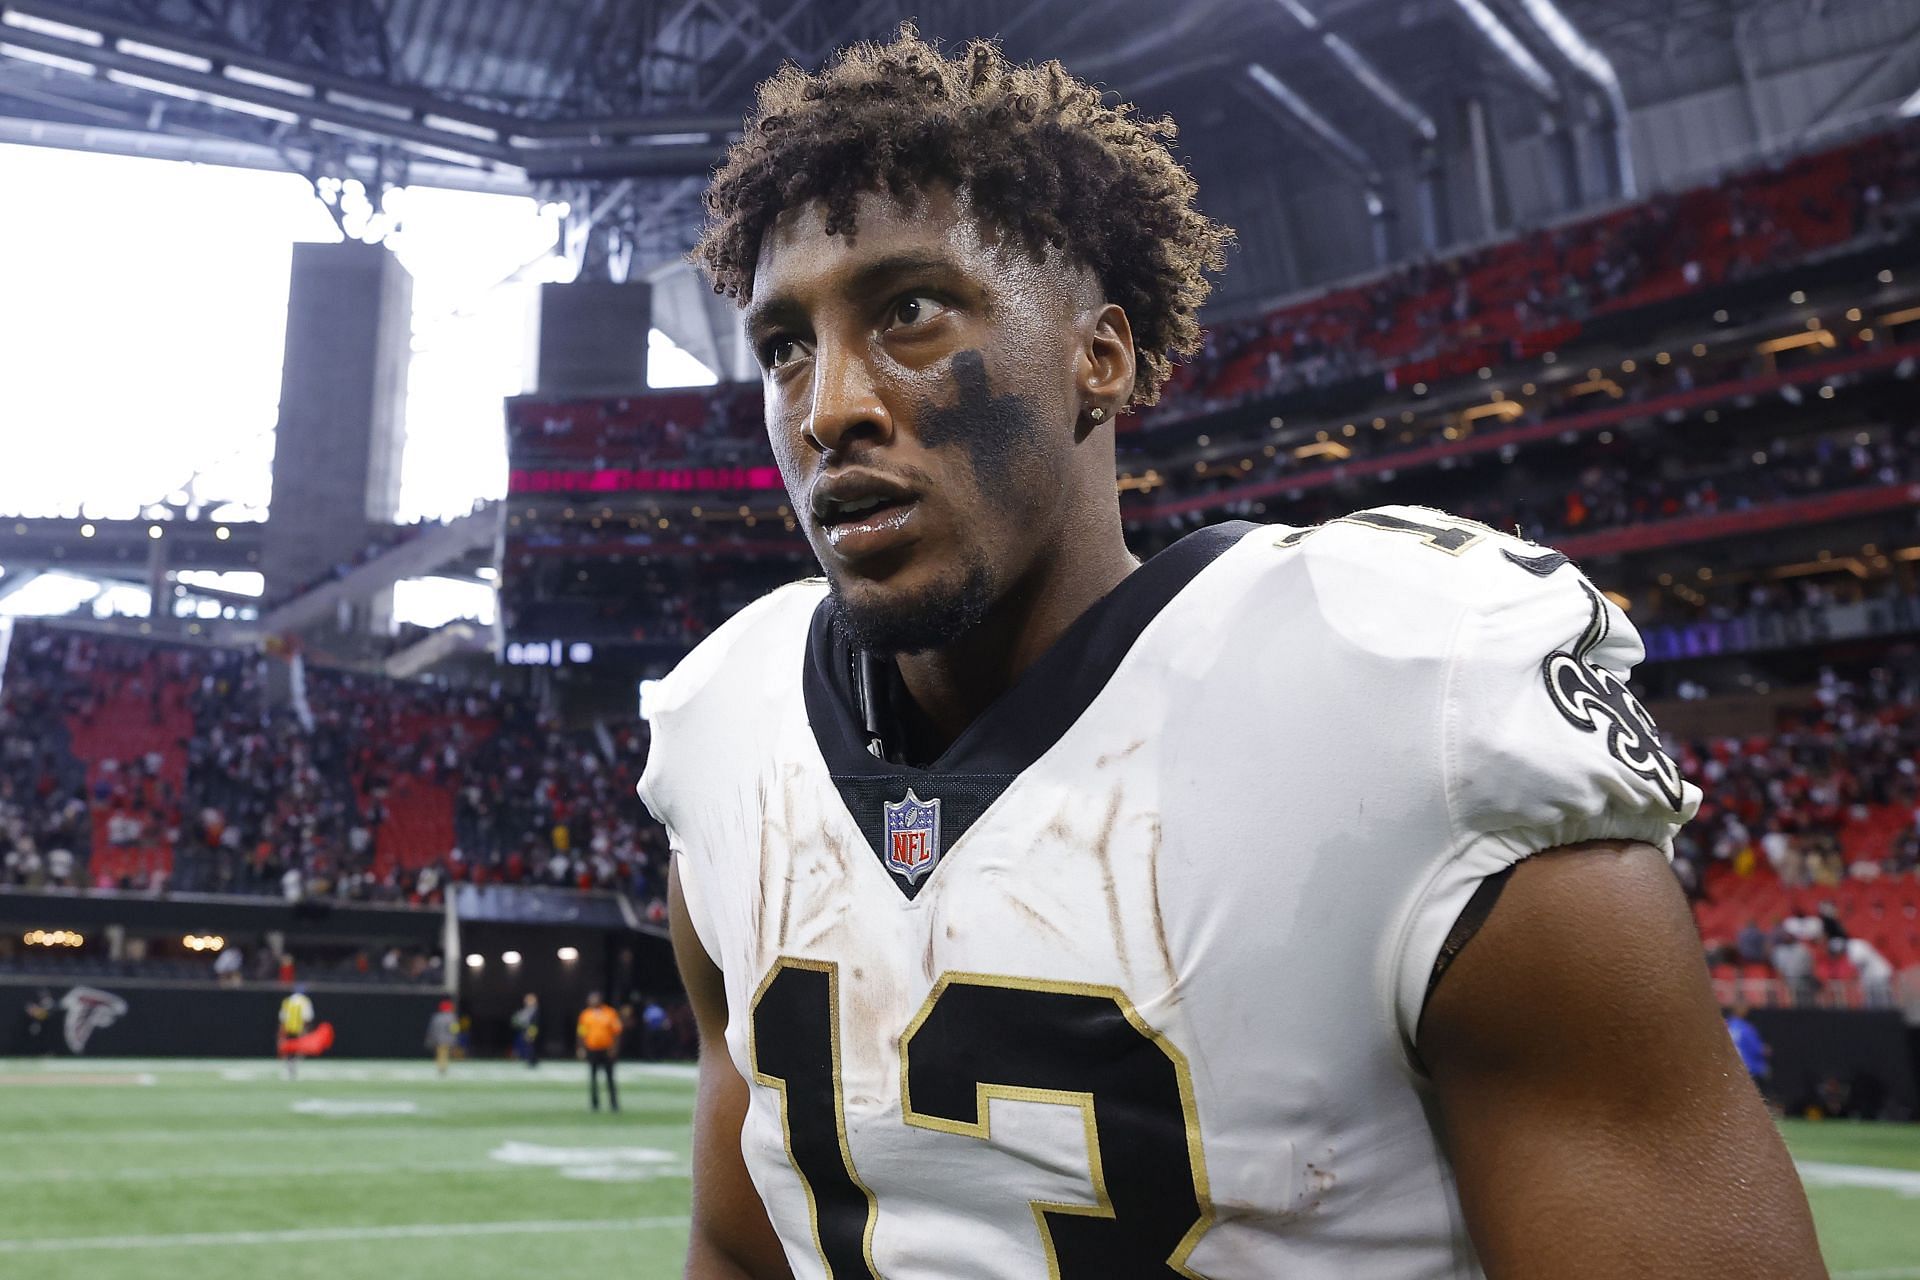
[1242, 505, 1581, 661]
[645, 577, 826, 725]
[637, 577, 825, 825]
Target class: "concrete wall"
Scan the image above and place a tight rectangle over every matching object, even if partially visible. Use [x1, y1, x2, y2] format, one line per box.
[263, 240, 412, 618]
[534, 281, 653, 397]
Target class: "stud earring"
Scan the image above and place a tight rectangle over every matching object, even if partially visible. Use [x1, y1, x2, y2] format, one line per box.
[1088, 406, 1106, 422]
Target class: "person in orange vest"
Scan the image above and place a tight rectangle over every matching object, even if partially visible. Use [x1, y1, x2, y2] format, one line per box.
[576, 992, 624, 1113]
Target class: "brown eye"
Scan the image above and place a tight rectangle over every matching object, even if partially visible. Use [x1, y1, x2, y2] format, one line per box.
[888, 294, 943, 329]
[765, 337, 800, 368]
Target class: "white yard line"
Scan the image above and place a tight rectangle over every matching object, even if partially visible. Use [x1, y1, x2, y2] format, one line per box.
[0, 1216, 689, 1253]
[0, 1159, 551, 1184]
[1796, 1160, 1920, 1198]
[3, 1058, 698, 1083]
[0, 1120, 692, 1145]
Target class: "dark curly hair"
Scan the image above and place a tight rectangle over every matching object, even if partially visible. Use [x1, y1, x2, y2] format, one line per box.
[694, 26, 1233, 406]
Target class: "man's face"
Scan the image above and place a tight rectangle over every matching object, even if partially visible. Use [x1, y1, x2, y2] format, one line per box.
[746, 187, 1091, 654]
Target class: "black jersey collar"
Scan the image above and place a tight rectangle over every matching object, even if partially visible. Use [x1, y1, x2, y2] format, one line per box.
[802, 521, 1254, 899]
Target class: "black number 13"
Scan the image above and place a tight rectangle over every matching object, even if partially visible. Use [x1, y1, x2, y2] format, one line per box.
[750, 961, 1215, 1278]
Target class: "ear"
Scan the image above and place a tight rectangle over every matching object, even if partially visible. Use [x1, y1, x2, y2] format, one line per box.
[1075, 302, 1136, 437]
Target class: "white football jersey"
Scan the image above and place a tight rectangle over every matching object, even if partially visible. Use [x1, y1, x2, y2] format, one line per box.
[640, 506, 1701, 1279]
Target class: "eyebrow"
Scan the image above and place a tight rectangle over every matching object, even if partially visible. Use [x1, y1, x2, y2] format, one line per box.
[744, 249, 964, 338]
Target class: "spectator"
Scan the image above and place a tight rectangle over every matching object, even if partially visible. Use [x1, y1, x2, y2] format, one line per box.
[277, 984, 315, 1081]
[1724, 1005, 1770, 1095]
[1768, 928, 1815, 1006]
[20, 988, 53, 1055]
[1845, 937, 1895, 1007]
[426, 999, 459, 1076]
[576, 992, 623, 1114]
[214, 944, 244, 987]
[512, 993, 542, 1069]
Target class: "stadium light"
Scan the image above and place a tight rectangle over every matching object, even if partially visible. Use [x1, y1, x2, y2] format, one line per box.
[502, 950, 523, 965]
[79, 523, 94, 538]
[147, 525, 162, 539]
[557, 946, 580, 962]
[465, 953, 484, 968]
[215, 526, 231, 541]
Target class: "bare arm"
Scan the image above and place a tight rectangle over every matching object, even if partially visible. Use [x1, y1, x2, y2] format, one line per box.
[1420, 840, 1825, 1279]
[670, 857, 795, 1280]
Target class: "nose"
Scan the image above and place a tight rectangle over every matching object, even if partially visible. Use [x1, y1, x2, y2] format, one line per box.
[804, 343, 892, 457]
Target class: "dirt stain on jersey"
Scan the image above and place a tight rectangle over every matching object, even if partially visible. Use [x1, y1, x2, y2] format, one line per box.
[1005, 893, 1073, 945]
[771, 782, 807, 949]
[776, 867, 795, 949]
[1146, 818, 1178, 994]
[748, 774, 772, 946]
[1096, 738, 1147, 770]
[1090, 789, 1131, 978]
[1300, 1157, 1338, 1216]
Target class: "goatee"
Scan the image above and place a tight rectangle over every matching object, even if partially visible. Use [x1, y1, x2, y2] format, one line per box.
[825, 556, 994, 656]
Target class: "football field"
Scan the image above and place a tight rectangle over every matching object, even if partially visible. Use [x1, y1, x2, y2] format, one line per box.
[1, 1057, 1914, 1278]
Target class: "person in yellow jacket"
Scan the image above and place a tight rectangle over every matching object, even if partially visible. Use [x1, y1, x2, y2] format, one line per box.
[278, 985, 314, 1081]
[576, 992, 623, 1113]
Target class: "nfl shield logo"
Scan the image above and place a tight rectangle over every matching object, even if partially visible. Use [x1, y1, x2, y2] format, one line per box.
[883, 790, 941, 884]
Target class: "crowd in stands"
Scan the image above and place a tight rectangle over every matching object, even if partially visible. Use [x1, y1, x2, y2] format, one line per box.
[502, 553, 805, 646]
[1678, 661, 1920, 1016]
[0, 627, 671, 917]
[1324, 412, 1918, 552]
[0, 936, 443, 987]
[1143, 119, 1920, 424]
[509, 386, 765, 470]
[499, 126, 1920, 495]
[452, 712, 667, 906]
[0, 632, 93, 891]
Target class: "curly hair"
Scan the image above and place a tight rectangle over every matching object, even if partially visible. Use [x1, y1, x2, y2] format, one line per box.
[694, 26, 1233, 406]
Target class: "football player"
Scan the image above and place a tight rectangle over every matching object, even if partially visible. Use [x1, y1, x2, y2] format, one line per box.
[640, 27, 1825, 1279]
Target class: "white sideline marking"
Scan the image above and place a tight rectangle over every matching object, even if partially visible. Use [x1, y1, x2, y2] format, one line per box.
[0, 1159, 516, 1185]
[1796, 1160, 1920, 1198]
[0, 1120, 691, 1145]
[291, 1098, 421, 1117]
[0, 1216, 689, 1253]
[488, 1139, 686, 1182]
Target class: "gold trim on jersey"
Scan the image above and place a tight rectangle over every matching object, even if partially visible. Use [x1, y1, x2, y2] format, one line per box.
[747, 956, 882, 1277]
[897, 971, 1216, 1280]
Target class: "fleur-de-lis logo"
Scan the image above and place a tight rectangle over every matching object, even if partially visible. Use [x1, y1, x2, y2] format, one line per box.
[1541, 582, 1685, 811]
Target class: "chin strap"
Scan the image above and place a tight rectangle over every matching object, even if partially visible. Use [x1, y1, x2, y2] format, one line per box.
[856, 649, 888, 761]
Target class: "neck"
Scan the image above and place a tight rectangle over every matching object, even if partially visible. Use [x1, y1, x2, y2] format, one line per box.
[893, 504, 1136, 754]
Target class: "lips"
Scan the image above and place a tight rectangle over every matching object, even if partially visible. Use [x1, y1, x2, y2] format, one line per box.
[810, 471, 921, 560]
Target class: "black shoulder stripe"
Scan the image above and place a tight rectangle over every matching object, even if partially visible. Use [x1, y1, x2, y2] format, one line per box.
[1502, 548, 1569, 577]
[1411, 865, 1518, 1073]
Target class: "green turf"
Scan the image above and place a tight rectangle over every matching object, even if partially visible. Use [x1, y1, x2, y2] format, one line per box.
[0, 1058, 696, 1280]
[2, 1060, 1914, 1278]
[1781, 1118, 1920, 1276]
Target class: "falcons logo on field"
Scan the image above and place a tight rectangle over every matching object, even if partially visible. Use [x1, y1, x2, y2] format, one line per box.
[1542, 581, 1686, 811]
[60, 987, 128, 1055]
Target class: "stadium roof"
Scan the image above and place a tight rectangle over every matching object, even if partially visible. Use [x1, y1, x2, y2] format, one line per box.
[1, 0, 1910, 298]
